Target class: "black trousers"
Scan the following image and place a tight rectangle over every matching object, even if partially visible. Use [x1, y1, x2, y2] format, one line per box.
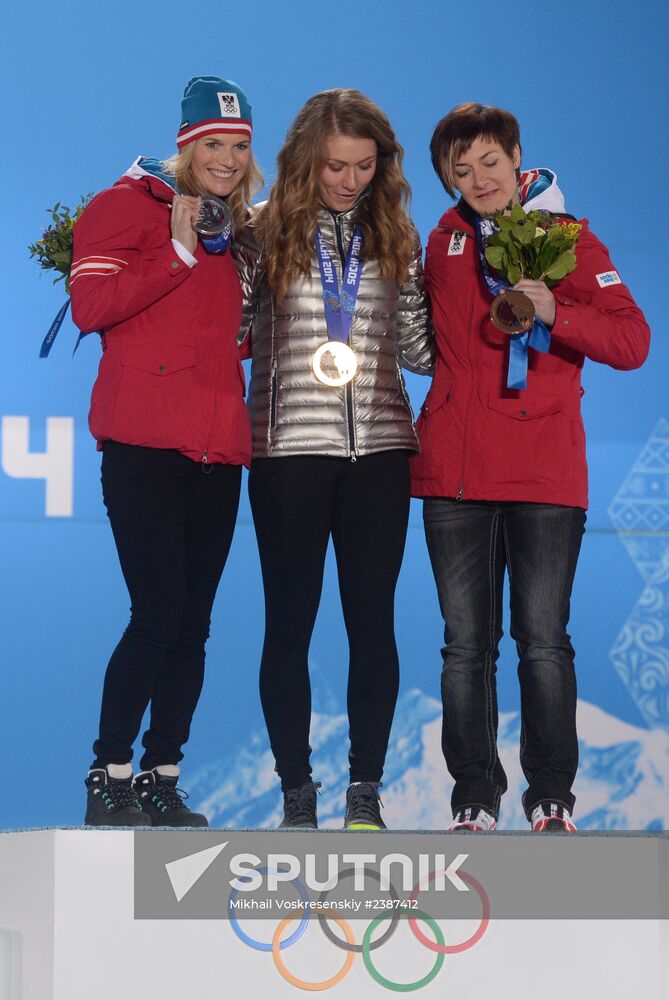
[92, 441, 241, 770]
[248, 451, 410, 790]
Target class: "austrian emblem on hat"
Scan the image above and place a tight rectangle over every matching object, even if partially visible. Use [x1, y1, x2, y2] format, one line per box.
[218, 92, 241, 118]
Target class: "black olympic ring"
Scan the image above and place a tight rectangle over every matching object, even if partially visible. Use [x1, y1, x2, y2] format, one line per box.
[318, 866, 401, 953]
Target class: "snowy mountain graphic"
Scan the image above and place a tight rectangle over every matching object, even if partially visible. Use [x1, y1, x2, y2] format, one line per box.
[190, 689, 669, 831]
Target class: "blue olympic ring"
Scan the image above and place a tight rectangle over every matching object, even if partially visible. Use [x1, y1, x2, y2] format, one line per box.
[227, 866, 310, 952]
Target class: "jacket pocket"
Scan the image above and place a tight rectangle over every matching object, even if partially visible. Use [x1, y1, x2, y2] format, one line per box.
[396, 362, 415, 421]
[484, 388, 565, 485]
[119, 344, 197, 377]
[486, 391, 562, 422]
[111, 344, 199, 449]
[419, 379, 454, 420]
[411, 377, 456, 482]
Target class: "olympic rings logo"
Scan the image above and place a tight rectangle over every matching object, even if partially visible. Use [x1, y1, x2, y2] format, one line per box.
[228, 865, 490, 992]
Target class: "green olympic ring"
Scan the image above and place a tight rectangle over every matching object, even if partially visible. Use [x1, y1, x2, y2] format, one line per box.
[362, 910, 445, 992]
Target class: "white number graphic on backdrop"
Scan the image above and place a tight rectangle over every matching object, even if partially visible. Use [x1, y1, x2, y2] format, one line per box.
[609, 418, 669, 731]
[1, 416, 74, 517]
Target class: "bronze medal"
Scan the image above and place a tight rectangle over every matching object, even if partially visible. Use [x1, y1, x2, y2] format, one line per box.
[490, 290, 536, 334]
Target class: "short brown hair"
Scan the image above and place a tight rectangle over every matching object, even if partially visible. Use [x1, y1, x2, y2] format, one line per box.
[430, 103, 522, 198]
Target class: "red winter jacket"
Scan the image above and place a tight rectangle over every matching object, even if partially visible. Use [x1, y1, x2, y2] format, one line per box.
[410, 204, 650, 508]
[71, 170, 251, 466]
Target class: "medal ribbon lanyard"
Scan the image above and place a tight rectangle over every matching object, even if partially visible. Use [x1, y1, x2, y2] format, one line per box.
[39, 299, 94, 358]
[315, 226, 364, 344]
[474, 216, 551, 390]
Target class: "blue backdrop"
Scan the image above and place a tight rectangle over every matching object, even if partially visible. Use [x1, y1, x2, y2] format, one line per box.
[1, 0, 667, 829]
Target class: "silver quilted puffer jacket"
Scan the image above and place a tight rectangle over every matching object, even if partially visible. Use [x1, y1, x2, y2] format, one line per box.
[233, 201, 434, 459]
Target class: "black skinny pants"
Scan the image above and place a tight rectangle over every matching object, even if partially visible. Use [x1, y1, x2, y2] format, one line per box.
[93, 441, 241, 770]
[248, 451, 410, 790]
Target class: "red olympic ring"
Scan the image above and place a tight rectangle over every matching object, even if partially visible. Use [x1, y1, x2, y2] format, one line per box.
[409, 869, 490, 954]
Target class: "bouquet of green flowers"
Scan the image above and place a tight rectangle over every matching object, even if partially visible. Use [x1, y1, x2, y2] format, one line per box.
[28, 195, 93, 296]
[29, 195, 93, 356]
[483, 203, 582, 287]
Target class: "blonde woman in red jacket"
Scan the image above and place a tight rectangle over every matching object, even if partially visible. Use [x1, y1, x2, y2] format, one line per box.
[71, 77, 261, 827]
[412, 103, 650, 832]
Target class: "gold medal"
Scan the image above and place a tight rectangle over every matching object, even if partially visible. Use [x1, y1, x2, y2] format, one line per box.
[490, 290, 536, 334]
[312, 342, 358, 387]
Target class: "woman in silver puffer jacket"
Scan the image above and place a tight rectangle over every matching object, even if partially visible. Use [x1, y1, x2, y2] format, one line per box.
[234, 89, 433, 830]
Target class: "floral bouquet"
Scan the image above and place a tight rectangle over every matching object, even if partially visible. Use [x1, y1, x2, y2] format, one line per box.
[478, 204, 582, 388]
[483, 203, 581, 287]
[28, 195, 92, 356]
[28, 195, 92, 296]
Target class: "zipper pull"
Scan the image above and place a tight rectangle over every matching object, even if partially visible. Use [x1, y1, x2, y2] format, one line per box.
[455, 486, 463, 501]
[351, 452, 357, 463]
[202, 451, 213, 474]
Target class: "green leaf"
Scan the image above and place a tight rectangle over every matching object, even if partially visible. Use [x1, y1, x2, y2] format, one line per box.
[544, 250, 577, 281]
[530, 259, 544, 280]
[515, 222, 535, 245]
[507, 264, 522, 284]
[50, 250, 72, 267]
[485, 246, 506, 269]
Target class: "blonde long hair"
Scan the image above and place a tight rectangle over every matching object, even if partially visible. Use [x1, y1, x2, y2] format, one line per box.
[163, 142, 264, 230]
[257, 89, 416, 297]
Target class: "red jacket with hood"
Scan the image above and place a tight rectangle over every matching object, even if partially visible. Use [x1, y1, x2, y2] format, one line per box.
[71, 158, 251, 466]
[410, 172, 650, 508]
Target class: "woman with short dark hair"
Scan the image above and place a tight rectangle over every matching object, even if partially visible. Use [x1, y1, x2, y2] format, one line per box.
[412, 102, 650, 832]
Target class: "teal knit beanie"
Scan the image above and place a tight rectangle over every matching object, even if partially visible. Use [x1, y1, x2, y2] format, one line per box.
[177, 76, 253, 148]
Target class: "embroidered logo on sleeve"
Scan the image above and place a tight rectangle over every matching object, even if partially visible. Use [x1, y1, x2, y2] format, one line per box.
[448, 231, 466, 255]
[218, 92, 241, 118]
[596, 270, 622, 287]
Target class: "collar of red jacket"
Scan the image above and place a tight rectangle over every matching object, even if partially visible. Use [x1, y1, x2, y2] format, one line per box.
[118, 156, 177, 203]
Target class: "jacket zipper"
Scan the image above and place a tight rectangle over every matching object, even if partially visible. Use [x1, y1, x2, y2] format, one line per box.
[333, 212, 357, 461]
[270, 359, 278, 428]
[456, 268, 477, 500]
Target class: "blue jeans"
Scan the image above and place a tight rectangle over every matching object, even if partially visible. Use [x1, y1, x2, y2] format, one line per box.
[423, 499, 586, 820]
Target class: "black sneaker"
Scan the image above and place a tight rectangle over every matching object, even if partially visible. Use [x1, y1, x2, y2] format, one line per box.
[85, 768, 151, 827]
[344, 782, 386, 830]
[133, 770, 208, 828]
[279, 781, 321, 829]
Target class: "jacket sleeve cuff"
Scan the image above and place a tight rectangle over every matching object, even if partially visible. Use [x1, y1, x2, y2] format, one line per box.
[550, 295, 577, 344]
[170, 239, 198, 269]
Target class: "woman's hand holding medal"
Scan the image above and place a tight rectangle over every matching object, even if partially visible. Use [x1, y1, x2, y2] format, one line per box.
[507, 279, 557, 328]
[482, 205, 581, 334]
[170, 195, 200, 254]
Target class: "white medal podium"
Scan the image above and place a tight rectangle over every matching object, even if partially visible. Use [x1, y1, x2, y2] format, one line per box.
[0, 828, 666, 1000]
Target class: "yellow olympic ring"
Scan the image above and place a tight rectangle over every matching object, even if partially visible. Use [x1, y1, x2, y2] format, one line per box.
[272, 909, 356, 991]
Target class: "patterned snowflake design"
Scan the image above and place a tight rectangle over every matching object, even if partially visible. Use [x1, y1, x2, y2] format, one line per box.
[609, 418, 669, 730]
[608, 418, 669, 582]
[323, 290, 342, 315]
